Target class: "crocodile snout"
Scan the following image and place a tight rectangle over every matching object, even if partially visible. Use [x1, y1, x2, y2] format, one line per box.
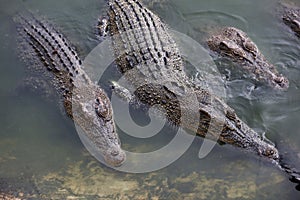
[104, 147, 126, 167]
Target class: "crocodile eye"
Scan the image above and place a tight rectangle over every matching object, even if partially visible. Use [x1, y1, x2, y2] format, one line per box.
[243, 41, 256, 53]
[269, 150, 274, 155]
[291, 19, 300, 29]
[264, 149, 275, 157]
[219, 41, 230, 50]
[95, 97, 112, 121]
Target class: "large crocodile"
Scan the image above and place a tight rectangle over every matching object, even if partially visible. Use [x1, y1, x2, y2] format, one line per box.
[16, 15, 126, 167]
[102, 0, 280, 160]
[102, 0, 300, 185]
[206, 27, 289, 90]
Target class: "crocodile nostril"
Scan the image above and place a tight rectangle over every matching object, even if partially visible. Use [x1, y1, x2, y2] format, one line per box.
[111, 150, 119, 156]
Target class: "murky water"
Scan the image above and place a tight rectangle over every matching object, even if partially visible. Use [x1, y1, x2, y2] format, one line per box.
[1, 0, 300, 199]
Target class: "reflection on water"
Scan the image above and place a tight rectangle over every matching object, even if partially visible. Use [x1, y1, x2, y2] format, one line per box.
[1, 0, 300, 199]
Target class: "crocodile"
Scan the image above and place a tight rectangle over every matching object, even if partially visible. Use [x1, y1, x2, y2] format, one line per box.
[206, 27, 289, 90]
[282, 5, 300, 38]
[101, 0, 281, 161]
[16, 15, 126, 167]
[101, 0, 300, 185]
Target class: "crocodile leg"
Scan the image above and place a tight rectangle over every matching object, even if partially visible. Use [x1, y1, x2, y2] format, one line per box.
[97, 15, 110, 41]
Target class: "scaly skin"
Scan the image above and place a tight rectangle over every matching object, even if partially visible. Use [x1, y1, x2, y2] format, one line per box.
[282, 5, 300, 38]
[105, 0, 279, 162]
[16, 15, 125, 167]
[207, 27, 289, 90]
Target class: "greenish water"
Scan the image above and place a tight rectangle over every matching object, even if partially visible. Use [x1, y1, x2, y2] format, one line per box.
[0, 0, 300, 199]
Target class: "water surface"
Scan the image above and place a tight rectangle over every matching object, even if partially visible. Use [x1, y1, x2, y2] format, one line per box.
[0, 0, 300, 199]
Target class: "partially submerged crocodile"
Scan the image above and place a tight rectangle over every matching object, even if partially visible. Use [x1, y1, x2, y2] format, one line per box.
[282, 5, 300, 38]
[16, 15, 125, 167]
[102, 0, 280, 161]
[103, 0, 300, 184]
[207, 27, 289, 90]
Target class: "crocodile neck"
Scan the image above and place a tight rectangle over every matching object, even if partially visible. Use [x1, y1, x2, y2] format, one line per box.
[106, 0, 280, 162]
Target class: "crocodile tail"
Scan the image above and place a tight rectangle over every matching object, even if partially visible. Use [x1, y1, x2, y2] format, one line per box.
[281, 162, 300, 191]
[276, 140, 300, 190]
[15, 14, 82, 80]
[14, 13, 83, 117]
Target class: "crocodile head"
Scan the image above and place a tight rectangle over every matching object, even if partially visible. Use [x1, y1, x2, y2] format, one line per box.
[207, 27, 289, 90]
[282, 6, 300, 37]
[258, 142, 280, 162]
[94, 88, 126, 166]
[72, 83, 126, 167]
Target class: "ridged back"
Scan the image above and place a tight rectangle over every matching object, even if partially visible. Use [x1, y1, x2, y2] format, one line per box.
[108, 0, 183, 74]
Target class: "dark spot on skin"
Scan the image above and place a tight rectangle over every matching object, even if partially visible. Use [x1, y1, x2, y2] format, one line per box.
[163, 57, 167, 65]
[161, 99, 167, 104]
[166, 51, 170, 58]
[157, 52, 162, 58]
[52, 49, 58, 55]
